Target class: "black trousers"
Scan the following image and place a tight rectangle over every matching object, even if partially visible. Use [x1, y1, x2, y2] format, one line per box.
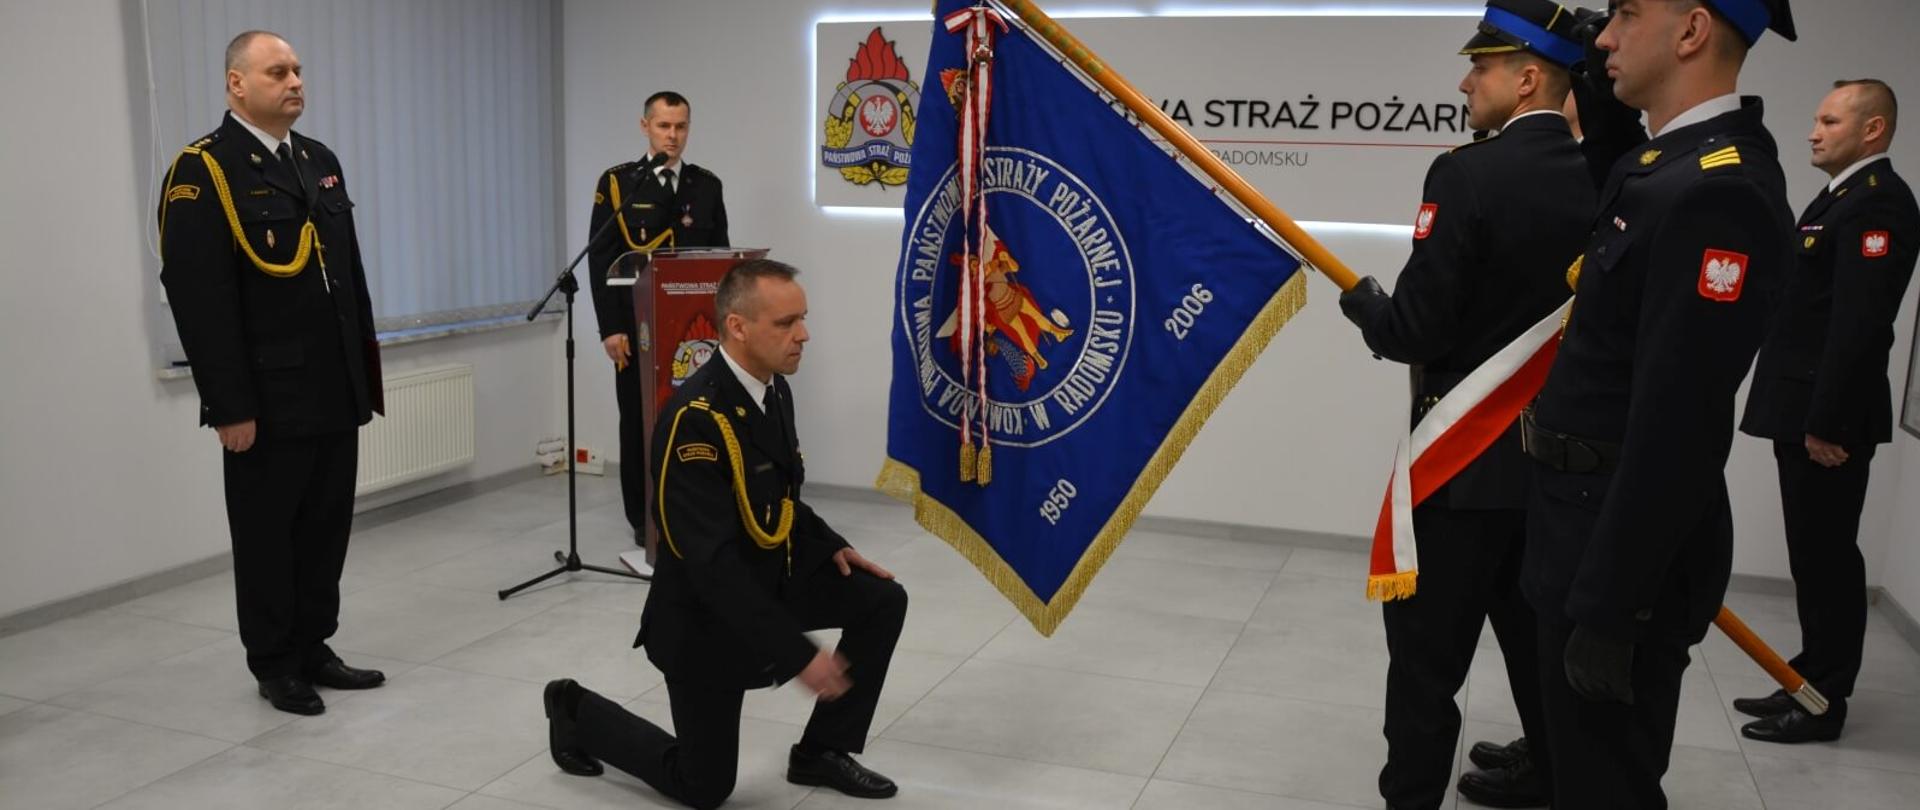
[1534, 609, 1690, 810]
[613, 348, 647, 534]
[574, 568, 907, 810]
[1524, 469, 1713, 810]
[1379, 505, 1547, 810]
[222, 429, 358, 680]
[1775, 440, 1877, 701]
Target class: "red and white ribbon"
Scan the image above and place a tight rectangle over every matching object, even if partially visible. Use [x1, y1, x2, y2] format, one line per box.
[1367, 299, 1571, 601]
[944, 4, 1007, 480]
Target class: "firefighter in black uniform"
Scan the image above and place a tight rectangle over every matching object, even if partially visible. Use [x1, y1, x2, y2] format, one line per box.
[1519, 2, 1796, 806]
[158, 31, 387, 716]
[1339, 3, 1592, 807]
[587, 91, 731, 548]
[1735, 78, 1920, 743]
[543, 261, 906, 808]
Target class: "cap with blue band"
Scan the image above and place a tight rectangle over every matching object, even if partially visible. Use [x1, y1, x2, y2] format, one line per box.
[1480, 5, 1584, 68]
[1459, 1, 1584, 69]
[1703, 0, 1797, 45]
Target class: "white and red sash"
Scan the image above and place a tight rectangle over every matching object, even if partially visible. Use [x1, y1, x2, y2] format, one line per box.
[1367, 300, 1571, 601]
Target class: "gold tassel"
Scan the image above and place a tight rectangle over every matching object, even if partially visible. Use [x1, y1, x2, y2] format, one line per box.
[1366, 571, 1419, 603]
[959, 442, 977, 482]
[975, 443, 993, 485]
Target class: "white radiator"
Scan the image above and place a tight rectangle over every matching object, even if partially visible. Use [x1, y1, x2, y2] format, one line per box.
[355, 363, 476, 495]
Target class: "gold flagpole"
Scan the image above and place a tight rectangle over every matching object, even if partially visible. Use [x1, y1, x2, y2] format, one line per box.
[999, 0, 1362, 291]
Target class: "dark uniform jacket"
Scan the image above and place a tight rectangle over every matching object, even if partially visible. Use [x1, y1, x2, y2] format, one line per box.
[158, 112, 381, 436]
[1526, 98, 1794, 641]
[636, 358, 849, 688]
[1349, 112, 1595, 509]
[587, 160, 730, 341]
[1741, 158, 1920, 447]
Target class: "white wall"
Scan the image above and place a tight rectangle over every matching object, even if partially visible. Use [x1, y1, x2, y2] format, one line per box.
[561, 0, 1920, 593]
[3, 0, 1913, 621]
[0, 1, 559, 619]
[1882, 439, 1920, 615]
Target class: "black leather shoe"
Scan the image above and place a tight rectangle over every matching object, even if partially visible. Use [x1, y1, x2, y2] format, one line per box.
[306, 658, 386, 690]
[787, 745, 898, 799]
[257, 676, 325, 715]
[1742, 705, 1846, 744]
[1456, 757, 1550, 808]
[1468, 736, 1529, 771]
[1732, 689, 1796, 719]
[543, 679, 603, 776]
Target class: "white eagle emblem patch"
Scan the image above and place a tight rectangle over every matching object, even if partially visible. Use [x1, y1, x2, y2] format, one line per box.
[1697, 249, 1748, 302]
[1864, 231, 1890, 258]
[1413, 203, 1438, 240]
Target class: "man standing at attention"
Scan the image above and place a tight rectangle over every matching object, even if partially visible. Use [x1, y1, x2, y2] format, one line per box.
[1340, 3, 1593, 807]
[157, 30, 388, 716]
[1522, 2, 1796, 806]
[587, 91, 730, 568]
[1736, 78, 1918, 744]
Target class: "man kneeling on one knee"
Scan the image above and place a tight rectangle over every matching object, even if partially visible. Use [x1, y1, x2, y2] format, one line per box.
[544, 259, 908, 808]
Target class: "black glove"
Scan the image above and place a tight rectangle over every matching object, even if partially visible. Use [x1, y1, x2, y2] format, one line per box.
[1338, 276, 1388, 330]
[1564, 624, 1636, 704]
[1567, 7, 1648, 186]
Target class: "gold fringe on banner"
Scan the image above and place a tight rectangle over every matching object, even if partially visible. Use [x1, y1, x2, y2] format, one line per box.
[878, 272, 1309, 636]
[1367, 571, 1419, 602]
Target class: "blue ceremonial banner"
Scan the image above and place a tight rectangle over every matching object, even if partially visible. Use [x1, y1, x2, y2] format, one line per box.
[878, 0, 1309, 635]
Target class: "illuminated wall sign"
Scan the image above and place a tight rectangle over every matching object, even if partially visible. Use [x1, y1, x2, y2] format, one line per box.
[815, 13, 1488, 226]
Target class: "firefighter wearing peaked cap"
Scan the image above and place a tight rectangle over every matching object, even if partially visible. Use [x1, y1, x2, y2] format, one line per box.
[1336, 2, 1592, 807]
[1518, 1, 1796, 806]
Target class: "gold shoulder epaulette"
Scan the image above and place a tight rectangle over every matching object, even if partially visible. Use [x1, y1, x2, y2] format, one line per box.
[1699, 145, 1741, 171]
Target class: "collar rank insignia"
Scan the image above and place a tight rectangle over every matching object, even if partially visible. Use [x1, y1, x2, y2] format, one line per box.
[250, 153, 263, 165]
[736, 406, 748, 417]
[1640, 149, 1661, 166]
[1869, 175, 1880, 187]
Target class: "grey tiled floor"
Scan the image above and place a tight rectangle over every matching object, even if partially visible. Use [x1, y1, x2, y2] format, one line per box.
[3, 474, 1918, 809]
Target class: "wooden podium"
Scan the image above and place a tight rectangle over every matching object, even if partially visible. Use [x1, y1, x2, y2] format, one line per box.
[607, 247, 769, 558]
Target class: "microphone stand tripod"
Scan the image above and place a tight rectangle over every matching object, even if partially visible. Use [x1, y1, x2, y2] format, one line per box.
[499, 179, 654, 600]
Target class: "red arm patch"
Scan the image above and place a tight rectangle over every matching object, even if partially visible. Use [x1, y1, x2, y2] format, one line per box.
[1864, 230, 1890, 258]
[1697, 249, 1749, 302]
[1413, 203, 1438, 240]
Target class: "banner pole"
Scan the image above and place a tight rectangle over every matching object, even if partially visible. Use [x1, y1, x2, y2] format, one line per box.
[1714, 606, 1830, 715]
[998, 0, 1362, 291]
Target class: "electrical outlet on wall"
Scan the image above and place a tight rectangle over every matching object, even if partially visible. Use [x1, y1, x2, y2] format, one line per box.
[571, 445, 605, 476]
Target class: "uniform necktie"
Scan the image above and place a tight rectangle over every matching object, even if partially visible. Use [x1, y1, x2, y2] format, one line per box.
[659, 167, 676, 194]
[763, 385, 789, 450]
[276, 142, 306, 197]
